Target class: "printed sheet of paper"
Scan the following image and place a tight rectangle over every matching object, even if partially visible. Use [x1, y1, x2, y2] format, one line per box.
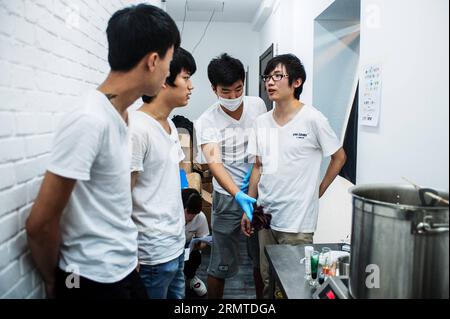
[361, 64, 382, 127]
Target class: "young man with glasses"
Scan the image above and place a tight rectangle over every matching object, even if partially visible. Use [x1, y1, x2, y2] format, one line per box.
[195, 53, 267, 299]
[242, 54, 347, 299]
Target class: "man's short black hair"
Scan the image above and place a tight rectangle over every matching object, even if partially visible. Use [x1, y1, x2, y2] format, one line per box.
[182, 188, 202, 215]
[107, 4, 180, 71]
[207, 53, 245, 88]
[142, 47, 196, 104]
[264, 54, 307, 99]
[166, 47, 197, 87]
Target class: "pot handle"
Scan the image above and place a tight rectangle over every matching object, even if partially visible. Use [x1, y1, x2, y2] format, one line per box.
[418, 188, 439, 207]
[415, 216, 449, 234]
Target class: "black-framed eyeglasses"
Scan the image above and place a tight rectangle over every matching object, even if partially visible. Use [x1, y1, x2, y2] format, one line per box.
[262, 74, 289, 83]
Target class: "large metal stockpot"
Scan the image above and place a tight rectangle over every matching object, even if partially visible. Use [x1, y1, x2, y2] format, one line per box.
[349, 184, 449, 299]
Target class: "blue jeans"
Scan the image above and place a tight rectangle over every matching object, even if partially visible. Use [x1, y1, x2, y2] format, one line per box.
[139, 253, 185, 299]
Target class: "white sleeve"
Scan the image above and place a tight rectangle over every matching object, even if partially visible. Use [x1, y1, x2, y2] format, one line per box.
[194, 118, 219, 146]
[129, 124, 149, 173]
[194, 118, 219, 164]
[47, 113, 103, 181]
[313, 113, 342, 157]
[257, 97, 268, 115]
[196, 212, 210, 237]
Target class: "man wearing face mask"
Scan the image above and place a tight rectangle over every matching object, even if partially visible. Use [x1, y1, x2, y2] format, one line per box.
[194, 53, 267, 298]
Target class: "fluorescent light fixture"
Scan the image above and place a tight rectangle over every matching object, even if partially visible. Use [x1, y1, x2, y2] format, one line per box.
[252, 0, 274, 31]
[187, 0, 224, 12]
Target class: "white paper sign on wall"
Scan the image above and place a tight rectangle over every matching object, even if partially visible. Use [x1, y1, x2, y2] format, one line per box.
[360, 64, 382, 127]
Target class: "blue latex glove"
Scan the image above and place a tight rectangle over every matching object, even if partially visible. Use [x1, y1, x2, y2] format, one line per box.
[235, 191, 257, 222]
[240, 164, 254, 194]
[179, 169, 188, 189]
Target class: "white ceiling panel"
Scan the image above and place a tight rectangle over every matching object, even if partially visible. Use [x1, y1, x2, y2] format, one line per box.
[166, 0, 263, 22]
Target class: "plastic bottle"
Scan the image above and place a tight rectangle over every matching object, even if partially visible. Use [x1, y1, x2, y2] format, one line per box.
[304, 246, 314, 280]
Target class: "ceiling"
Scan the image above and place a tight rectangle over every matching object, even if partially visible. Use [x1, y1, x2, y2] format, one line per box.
[165, 0, 263, 23]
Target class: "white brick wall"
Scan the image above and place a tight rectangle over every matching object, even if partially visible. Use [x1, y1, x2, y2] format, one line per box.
[0, 0, 160, 299]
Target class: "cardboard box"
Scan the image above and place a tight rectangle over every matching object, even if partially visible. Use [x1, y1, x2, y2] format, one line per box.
[201, 189, 213, 229]
[180, 162, 192, 174]
[193, 162, 209, 173]
[178, 133, 191, 148]
[201, 189, 212, 205]
[187, 172, 201, 193]
[203, 181, 213, 194]
[202, 203, 212, 230]
[179, 133, 193, 173]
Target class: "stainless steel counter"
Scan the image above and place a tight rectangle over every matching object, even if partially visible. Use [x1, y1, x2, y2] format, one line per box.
[264, 243, 342, 299]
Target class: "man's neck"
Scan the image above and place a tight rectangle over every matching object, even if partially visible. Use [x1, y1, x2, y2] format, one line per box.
[221, 103, 244, 121]
[274, 98, 303, 117]
[97, 72, 143, 121]
[140, 98, 173, 121]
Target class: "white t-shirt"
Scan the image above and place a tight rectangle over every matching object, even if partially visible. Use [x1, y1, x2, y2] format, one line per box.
[195, 96, 267, 195]
[48, 90, 138, 283]
[249, 105, 341, 233]
[129, 111, 186, 266]
[185, 212, 210, 243]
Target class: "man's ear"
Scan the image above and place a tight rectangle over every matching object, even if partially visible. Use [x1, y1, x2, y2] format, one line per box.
[212, 85, 217, 95]
[161, 83, 168, 89]
[146, 53, 159, 72]
[293, 78, 303, 89]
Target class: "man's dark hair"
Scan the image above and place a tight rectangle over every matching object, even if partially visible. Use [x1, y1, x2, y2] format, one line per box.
[207, 53, 245, 88]
[107, 4, 180, 71]
[264, 54, 307, 99]
[142, 47, 196, 104]
[182, 188, 202, 215]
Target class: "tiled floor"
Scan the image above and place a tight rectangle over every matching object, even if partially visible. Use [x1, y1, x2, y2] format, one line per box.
[185, 234, 256, 299]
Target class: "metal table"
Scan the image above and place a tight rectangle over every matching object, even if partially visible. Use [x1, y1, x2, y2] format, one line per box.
[264, 243, 342, 299]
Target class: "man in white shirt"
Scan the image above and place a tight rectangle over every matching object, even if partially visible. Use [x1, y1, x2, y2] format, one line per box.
[130, 47, 196, 299]
[25, 4, 180, 299]
[182, 188, 210, 297]
[195, 53, 267, 298]
[243, 54, 347, 299]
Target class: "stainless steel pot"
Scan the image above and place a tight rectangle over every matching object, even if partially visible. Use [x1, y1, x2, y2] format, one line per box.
[349, 184, 449, 299]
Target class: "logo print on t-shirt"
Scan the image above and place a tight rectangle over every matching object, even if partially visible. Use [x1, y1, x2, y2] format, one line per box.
[293, 132, 308, 139]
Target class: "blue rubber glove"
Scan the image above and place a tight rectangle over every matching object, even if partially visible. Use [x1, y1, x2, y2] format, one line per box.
[235, 191, 257, 222]
[240, 164, 254, 194]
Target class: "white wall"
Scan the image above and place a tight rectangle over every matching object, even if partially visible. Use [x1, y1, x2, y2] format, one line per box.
[171, 21, 260, 120]
[313, 20, 359, 142]
[0, 0, 159, 299]
[358, 0, 449, 191]
[259, 0, 334, 106]
[312, 3, 360, 244]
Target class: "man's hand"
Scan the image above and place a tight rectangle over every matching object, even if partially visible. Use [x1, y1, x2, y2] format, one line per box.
[193, 242, 208, 251]
[235, 191, 256, 222]
[45, 282, 56, 299]
[26, 172, 76, 299]
[241, 213, 253, 237]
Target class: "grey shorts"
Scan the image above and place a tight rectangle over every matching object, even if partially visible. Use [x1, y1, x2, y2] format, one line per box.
[207, 191, 242, 279]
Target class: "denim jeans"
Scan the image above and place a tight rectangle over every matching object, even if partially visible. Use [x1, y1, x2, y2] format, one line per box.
[139, 252, 185, 299]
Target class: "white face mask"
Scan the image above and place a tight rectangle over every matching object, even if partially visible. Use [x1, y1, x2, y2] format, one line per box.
[219, 94, 244, 112]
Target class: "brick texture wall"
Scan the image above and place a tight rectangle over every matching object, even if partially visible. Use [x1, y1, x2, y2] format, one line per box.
[0, 0, 159, 299]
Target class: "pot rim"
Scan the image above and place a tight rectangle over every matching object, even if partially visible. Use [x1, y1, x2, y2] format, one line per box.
[349, 183, 449, 212]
